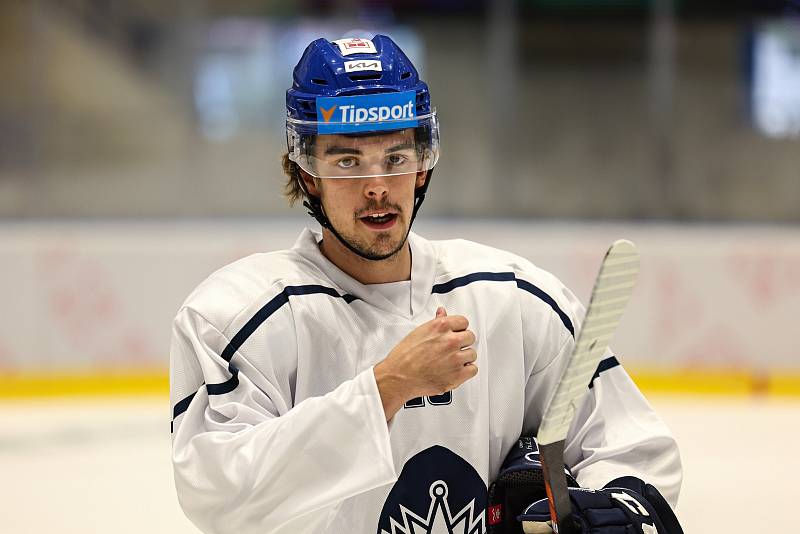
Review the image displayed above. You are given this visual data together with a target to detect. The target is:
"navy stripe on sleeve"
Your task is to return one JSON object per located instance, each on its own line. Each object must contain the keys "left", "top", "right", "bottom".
{"left": 206, "top": 364, "right": 240, "bottom": 396}
{"left": 588, "top": 356, "right": 620, "bottom": 389}
{"left": 171, "top": 285, "right": 358, "bottom": 427}
{"left": 172, "top": 389, "right": 199, "bottom": 421}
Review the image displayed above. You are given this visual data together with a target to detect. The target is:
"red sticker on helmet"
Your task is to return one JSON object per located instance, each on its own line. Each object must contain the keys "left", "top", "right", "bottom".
{"left": 333, "top": 37, "right": 377, "bottom": 56}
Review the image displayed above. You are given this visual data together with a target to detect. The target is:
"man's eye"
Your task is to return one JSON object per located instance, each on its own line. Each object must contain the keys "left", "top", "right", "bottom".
{"left": 387, "top": 154, "right": 407, "bottom": 166}
{"left": 336, "top": 157, "right": 358, "bottom": 169}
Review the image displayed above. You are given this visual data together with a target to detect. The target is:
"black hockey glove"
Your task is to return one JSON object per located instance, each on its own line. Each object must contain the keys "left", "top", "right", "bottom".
{"left": 519, "top": 475, "right": 684, "bottom": 534}
{"left": 487, "top": 436, "right": 578, "bottom": 533}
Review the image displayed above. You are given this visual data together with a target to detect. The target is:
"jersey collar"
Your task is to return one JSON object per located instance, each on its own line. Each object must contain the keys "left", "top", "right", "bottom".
{"left": 292, "top": 228, "right": 436, "bottom": 318}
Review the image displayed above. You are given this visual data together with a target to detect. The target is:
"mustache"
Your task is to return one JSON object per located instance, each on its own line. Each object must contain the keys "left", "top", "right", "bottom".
{"left": 354, "top": 201, "right": 402, "bottom": 217}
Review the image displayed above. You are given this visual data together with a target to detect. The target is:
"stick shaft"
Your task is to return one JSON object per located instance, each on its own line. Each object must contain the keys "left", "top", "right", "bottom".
{"left": 539, "top": 441, "right": 579, "bottom": 534}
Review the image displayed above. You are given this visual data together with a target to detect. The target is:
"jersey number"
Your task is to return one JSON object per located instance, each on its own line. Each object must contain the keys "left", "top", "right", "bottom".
{"left": 404, "top": 391, "right": 452, "bottom": 408}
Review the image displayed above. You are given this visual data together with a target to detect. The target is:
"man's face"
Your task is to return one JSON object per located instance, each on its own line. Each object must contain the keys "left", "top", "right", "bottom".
{"left": 306, "top": 129, "right": 426, "bottom": 261}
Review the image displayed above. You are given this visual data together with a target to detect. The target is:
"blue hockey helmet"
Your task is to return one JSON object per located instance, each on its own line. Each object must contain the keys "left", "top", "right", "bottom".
{"left": 286, "top": 34, "right": 432, "bottom": 124}
{"left": 285, "top": 35, "right": 438, "bottom": 239}
{"left": 286, "top": 35, "right": 439, "bottom": 180}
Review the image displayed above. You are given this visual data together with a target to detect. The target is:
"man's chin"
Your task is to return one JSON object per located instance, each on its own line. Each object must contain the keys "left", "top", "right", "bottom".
{"left": 359, "top": 240, "right": 406, "bottom": 261}
{"left": 356, "top": 230, "right": 408, "bottom": 261}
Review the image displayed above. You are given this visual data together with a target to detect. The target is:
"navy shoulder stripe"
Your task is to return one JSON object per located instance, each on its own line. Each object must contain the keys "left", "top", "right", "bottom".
{"left": 514, "top": 278, "right": 575, "bottom": 337}
{"left": 220, "top": 284, "right": 358, "bottom": 362}
{"left": 588, "top": 356, "right": 620, "bottom": 389}
{"left": 432, "top": 271, "right": 574, "bottom": 338}
{"left": 171, "top": 284, "right": 357, "bottom": 429}
{"left": 432, "top": 271, "right": 516, "bottom": 294}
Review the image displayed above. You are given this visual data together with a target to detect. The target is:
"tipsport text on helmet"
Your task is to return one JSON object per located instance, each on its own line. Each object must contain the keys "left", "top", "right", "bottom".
{"left": 319, "top": 98, "right": 416, "bottom": 126}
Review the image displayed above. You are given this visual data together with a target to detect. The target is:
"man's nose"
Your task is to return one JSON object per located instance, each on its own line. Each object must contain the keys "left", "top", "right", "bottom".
{"left": 363, "top": 175, "right": 389, "bottom": 200}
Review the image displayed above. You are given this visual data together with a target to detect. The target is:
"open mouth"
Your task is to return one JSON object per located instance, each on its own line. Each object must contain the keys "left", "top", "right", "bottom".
{"left": 359, "top": 212, "right": 398, "bottom": 230}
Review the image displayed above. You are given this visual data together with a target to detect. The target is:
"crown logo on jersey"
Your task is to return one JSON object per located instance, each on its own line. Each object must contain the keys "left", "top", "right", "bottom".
{"left": 380, "top": 480, "right": 485, "bottom": 534}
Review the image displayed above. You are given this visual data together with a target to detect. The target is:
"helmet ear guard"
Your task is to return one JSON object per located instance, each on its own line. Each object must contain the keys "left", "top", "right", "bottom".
{"left": 286, "top": 127, "right": 302, "bottom": 166}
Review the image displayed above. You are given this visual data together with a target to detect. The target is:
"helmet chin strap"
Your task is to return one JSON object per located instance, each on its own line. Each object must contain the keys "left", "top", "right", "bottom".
{"left": 299, "top": 170, "right": 433, "bottom": 262}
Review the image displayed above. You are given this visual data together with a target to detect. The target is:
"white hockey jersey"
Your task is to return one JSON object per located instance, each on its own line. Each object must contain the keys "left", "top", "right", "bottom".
{"left": 170, "top": 228, "right": 682, "bottom": 534}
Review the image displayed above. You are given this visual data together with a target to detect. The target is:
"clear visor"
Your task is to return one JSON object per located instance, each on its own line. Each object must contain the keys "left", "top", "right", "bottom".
{"left": 287, "top": 111, "right": 439, "bottom": 179}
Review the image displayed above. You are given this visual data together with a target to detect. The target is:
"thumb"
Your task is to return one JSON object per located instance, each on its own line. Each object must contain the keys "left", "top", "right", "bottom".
{"left": 435, "top": 306, "right": 447, "bottom": 318}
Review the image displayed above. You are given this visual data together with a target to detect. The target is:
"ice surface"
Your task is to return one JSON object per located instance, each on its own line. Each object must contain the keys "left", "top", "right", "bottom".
{"left": 0, "top": 395, "right": 796, "bottom": 533}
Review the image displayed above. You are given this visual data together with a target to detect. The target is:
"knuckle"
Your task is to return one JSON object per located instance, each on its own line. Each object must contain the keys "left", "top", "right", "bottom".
{"left": 446, "top": 334, "right": 462, "bottom": 351}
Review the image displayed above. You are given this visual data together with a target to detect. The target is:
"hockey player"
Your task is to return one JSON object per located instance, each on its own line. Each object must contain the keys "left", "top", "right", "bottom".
{"left": 170, "top": 35, "right": 683, "bottom": 534}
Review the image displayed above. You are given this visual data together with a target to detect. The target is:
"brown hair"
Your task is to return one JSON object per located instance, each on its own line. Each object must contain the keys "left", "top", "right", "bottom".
{"left": 281, "top": 152, "right": 305, "bottom": 206}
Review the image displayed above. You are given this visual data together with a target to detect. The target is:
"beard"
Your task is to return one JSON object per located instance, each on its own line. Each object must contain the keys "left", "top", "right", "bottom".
{"left": 340, "top": 229, "right": 409, "bottom": 261}
{"left": 324, "top": 199, "right": 409, "bottom": 261}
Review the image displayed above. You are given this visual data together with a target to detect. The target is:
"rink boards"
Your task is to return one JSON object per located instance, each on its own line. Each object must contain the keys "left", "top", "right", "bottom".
{"left": 0, "top": 218, "right": 798, "bottom": 397}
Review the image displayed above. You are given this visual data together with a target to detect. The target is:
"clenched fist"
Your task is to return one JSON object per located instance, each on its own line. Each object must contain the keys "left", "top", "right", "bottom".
{"left": 374, "top": 307, "right": 478, "bottom": 421}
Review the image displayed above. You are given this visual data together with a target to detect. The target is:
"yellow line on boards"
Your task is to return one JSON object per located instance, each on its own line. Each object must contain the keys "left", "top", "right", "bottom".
{"left": 0, "top": 370, "right": 799, "bottom": 399}
{"left": 629, "top": 369, "right": 800, "bottom": 398}
{"left": 759, "top": 374, "right": 800, "bottom": 397}
{"left": 0, "top": 372, "right": 168, "bottom": 399}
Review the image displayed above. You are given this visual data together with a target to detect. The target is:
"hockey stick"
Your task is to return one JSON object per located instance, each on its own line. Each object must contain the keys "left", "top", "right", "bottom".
{"left": 530, "top": 240, "right": 640, "bottom": 534}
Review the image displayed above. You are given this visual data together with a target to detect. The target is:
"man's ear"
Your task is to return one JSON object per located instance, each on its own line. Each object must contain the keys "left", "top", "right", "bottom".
{"left": 415, "top": 170, "right": 428, "bottom": 189}
{"left": 299, "top": 169, "right": 321, "bottom": 197}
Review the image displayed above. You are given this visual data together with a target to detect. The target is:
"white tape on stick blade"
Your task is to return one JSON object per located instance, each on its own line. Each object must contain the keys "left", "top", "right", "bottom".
{"left": 538, "top": 239, "right": 640, "bottom": 446}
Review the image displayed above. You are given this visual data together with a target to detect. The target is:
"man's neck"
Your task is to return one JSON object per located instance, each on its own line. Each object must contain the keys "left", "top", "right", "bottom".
{"left": 318, "top": 229, "right": 412, "bottom": 285}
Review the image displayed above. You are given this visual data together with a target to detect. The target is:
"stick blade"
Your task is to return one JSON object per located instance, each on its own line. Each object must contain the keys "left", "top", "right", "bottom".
{"left": 537, "top": 239, "right": 639, "bottom": 446}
